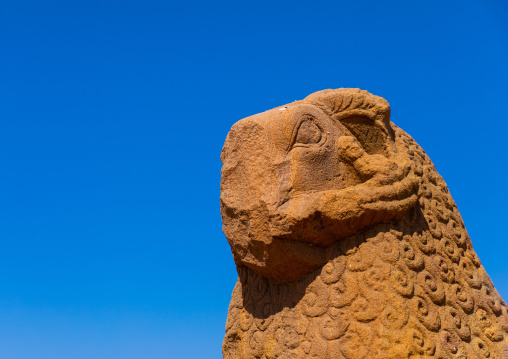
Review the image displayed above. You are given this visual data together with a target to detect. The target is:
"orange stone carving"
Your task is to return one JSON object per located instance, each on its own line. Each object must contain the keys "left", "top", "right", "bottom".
{"left": 220, "top": 88, "right": 508, "bottom": 358}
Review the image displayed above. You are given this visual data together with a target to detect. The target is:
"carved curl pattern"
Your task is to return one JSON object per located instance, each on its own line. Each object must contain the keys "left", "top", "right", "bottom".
{"left": 222, "top": 89, "right": 508, "bottom": 359}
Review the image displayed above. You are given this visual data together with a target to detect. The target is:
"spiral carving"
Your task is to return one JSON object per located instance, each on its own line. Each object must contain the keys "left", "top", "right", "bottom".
{"left": 222, "top": 89, "right": 508, "bottom": 359}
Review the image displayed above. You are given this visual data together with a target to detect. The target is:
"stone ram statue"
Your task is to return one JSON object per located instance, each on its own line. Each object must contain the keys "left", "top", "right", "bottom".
{"left": 220, "top": 88, "right": 508, "bottom": 358}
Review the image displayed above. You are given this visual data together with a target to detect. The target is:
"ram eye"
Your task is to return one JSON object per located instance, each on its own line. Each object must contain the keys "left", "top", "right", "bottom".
{"left": 294, "top": 120, "right": 321, "bottom": 145}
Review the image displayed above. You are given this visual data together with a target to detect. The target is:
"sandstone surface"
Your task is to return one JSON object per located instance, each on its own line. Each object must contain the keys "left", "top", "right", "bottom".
{"left": 220, "top": 88, "right": 508, "bottom": 358}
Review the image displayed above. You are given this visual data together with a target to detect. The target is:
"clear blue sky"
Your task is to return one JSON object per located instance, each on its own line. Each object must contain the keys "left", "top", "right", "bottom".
{"left": 0, "top": 1, "right": 507, "bottom": 358}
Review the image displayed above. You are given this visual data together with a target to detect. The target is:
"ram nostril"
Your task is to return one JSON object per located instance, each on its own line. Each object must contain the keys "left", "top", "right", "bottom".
{"left": 340, "top": 115, "right": 389, "bottom": 156}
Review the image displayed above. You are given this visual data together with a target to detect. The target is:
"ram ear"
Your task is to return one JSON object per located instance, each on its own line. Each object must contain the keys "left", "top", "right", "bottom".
{"left": 340, "top": 115, "right": 390, "bottom": 156}
{"left": 304, "top": 88, "right": 395, "bottom": 147}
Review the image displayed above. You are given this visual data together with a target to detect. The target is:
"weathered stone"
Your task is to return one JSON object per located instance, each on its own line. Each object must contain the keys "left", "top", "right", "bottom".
{"left": 220, "top": 88, "right": 508, "bottom": 358}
